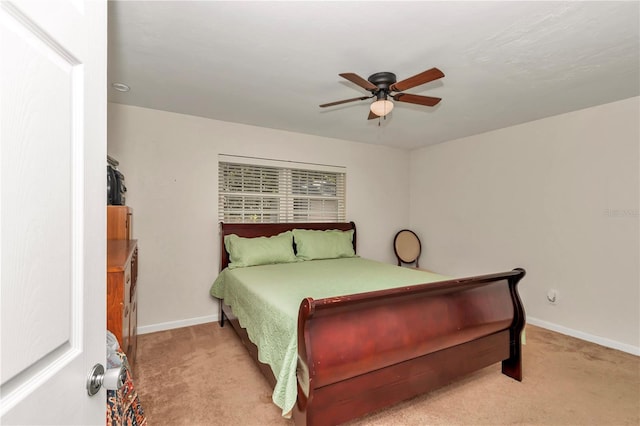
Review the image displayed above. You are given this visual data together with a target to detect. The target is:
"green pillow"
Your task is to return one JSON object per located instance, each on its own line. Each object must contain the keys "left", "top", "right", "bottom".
{"left": 293, "top": 229, "right": 356, "bottom": 261}
{"left": 224, "top": 231, "right": 297, "bottom": 269}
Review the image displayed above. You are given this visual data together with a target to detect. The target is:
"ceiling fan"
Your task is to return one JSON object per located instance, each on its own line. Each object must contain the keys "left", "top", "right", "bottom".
{"left": 319, "top": 67, "right": 445, "bottom": 120}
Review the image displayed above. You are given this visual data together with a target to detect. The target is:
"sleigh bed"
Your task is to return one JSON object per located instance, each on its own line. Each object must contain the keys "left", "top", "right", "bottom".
{"left": 210, "top": 222, "right": 526, "bottom": 425}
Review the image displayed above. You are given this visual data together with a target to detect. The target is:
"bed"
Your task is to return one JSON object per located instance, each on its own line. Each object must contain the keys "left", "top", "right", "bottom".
{"left": 210, "top": 222, "right": 526, "bottom": 425}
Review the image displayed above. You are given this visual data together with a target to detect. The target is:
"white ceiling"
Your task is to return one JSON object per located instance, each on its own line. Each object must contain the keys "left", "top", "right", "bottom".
{"left": 108, "top": 1, "right": 640, "bottom": 150}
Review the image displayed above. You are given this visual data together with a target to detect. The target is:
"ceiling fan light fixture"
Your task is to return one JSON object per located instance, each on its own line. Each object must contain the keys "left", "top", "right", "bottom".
{"left": 370, "top": 99, "right": 394, "bottom": 117}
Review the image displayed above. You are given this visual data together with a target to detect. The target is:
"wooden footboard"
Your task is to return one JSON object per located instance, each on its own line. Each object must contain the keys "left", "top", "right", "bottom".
{"left": 293, "top": 268, "right": 526, "bottom": 426}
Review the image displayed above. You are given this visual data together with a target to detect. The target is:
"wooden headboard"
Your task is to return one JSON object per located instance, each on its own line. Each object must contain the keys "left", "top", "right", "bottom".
{"left": 218, "top": 222, "right": 357, "bottom": 271}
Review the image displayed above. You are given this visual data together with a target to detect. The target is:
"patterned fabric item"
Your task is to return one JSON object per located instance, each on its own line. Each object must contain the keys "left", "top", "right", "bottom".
{"left": 106, "top": 351, "right": 147, "bottom": 426}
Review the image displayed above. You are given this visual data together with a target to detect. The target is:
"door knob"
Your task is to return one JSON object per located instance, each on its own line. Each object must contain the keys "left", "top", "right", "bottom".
{"left": 86, "top": 363, "right": 127, "bottom": 396}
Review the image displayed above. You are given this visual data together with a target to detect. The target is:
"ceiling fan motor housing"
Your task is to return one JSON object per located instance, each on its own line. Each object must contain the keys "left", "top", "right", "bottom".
{"left": 368, "top": 72, "right": 396, "bottom": 90}
{"left": 368, "top": 72, "right": 396, "bottom": 100}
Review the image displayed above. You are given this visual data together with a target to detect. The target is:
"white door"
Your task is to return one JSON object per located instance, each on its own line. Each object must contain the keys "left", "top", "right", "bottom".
{"left": 0, "top": 0, "right": 106, "bottom": 424}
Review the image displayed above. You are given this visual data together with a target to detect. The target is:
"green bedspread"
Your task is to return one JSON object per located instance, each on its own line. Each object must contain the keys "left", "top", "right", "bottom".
{"left": 210, "top": 257, "right": 449, "bottom": 417}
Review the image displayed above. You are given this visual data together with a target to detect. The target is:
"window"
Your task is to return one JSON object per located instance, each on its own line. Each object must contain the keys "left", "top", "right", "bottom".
{"left": 218, "top": 155, "right": 346, "bottom": 223}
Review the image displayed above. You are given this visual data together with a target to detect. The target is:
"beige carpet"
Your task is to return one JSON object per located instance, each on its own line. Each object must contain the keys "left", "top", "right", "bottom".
{"left": 132, "top": 324, "right": 639, "bottom": 425}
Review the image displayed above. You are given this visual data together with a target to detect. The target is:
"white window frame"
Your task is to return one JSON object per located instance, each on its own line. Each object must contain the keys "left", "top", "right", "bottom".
{"left": 218, "top": 154, "right": 346, "bottom": 223}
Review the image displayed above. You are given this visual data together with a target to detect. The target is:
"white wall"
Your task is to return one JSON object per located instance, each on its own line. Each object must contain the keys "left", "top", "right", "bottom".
{"left": 409, "top": 97, "right": 640, "bottom": 354}
{"left": 107, "top": 103, "right": 411, "bottom": 331}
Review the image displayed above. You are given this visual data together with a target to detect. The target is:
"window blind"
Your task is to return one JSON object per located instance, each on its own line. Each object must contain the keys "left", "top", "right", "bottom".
{"left": 218, "top": 158, "right": 346, "bottom": 223}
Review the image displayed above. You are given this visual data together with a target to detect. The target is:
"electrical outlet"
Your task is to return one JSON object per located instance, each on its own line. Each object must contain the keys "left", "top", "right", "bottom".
{"left": 546, "top": 289, "right": 559, "bottom": 305}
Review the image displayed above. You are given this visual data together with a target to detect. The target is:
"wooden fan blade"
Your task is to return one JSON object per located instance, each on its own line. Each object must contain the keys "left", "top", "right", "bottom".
{"left": 368, "top": 110, "right": 378, "bottom": 120}
{"left": 390, "top": 67, "right": 444, "bottom": 92}
{"left": 319, "top": 96, "right": 372, "bottom": 108}
{"left": 393, "top": 93, "right": 442, "bottom": 107}
{"left": 339, "top": 73, "right": 378, "bottom": 91}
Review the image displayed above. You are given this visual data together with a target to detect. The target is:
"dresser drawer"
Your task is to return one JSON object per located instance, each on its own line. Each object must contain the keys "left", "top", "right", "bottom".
{"left": 107, "top": 239, "right": 138, "bottom": 370}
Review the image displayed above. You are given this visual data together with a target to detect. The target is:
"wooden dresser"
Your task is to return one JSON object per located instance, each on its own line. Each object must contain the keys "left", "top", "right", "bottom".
{"left": 107, "top": 206, "right": 138, "bottom": 369}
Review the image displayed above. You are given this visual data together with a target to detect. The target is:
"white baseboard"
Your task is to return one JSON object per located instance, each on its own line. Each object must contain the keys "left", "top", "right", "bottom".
{"left": 527, "top": 316, "right": 639, "bottom": 356}
{"left": 137, "top": 314, "right": 219, "bottom": 335}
